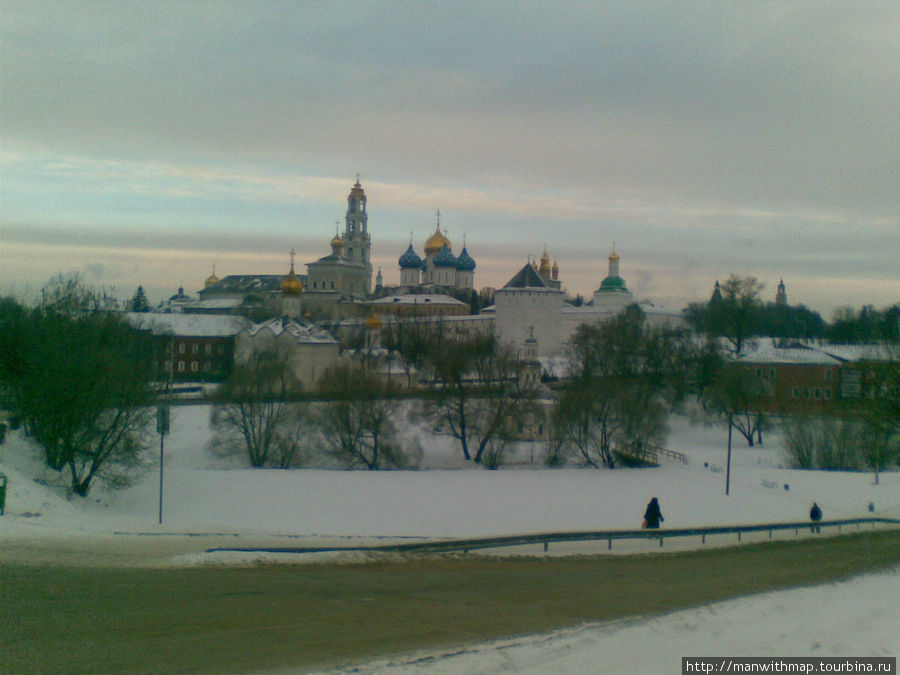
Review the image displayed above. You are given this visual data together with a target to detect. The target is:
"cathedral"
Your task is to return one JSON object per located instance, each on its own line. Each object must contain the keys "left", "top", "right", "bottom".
{"left": 396, "top": 211, "right": 477, "bottom": 292}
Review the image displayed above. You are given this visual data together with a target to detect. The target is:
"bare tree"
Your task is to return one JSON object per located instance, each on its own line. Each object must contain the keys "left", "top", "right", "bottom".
{"left": 781, "top": 414, "right": 865, "bottom": 470}
{"left": 699, "top": 359, "right": 770, "bottom": 494}
{"left": 381, "top": 317, "right": 436, "bottom": 389}
{"left": 553, "top": 308, "right": 689, "bottom": 468}
{"left": 210, "top": 345, "right": 308, "bottom": 468}
{"left": 317, "top": 364, "right": 414, "bottom": 470}
{"left": 422, "top": 332, "right": 537, "bottom": 466}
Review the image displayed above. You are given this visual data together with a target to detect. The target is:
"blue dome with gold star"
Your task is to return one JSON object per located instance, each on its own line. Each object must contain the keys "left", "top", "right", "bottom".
{"left": 433, "top": 244, "right": 457, "bottom": 267}
{"left": 398, "top": 244, "right": 423, "bottom": 269}
{"left": 455, "top": 246, "right": 476, "bottom": 271}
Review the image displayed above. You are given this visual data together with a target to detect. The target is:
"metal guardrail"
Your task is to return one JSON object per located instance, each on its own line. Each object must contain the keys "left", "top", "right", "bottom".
{"left": 206, "top": 517, "right": 899, "bottom": 556}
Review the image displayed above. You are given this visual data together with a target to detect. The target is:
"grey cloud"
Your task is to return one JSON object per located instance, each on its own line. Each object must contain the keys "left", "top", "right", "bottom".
{"left": 1, "top": 1, "right": 897, "bottom": 312}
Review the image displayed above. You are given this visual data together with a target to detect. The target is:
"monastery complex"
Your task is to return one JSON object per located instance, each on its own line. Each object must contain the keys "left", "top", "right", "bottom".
{"left": 178, "top": 178, "right": 683, "bottom": 358}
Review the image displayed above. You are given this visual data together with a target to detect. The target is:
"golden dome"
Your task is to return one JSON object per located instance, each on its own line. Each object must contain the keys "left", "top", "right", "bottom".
{"left": 539, "top": 248, "right": 551, "bottom": 276}
{"left": 609, "top": 243, "right": 619, "bottom": 262}
{"left": 281, "top": 263, "right": 303, "bottom": 295}
{"left": 331, "top": 234, "right": 345, "bottom": 250}
{"left": 204, "top": 266, "right": 220, "bottom": 287}
{"left": 424, "top": 224, "right": 451, "bottom": 256}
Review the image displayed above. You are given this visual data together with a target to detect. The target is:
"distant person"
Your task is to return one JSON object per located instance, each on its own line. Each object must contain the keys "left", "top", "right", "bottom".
{"left": 810, "top": 502, "right": 822, "bottom": 533}
{"left": 643, "top": 497, "right": 664, "bottom": 529}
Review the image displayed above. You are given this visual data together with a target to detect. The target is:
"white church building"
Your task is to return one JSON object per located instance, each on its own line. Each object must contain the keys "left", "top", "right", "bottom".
{"left": 493, "top": 248, "right": 686, "bottom": 357}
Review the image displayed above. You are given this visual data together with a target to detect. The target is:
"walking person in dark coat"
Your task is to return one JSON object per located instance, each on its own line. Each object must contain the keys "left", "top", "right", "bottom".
{"left": 643, "top": 497, "right": 664, "bottom": 529}
{"left": 810, "top": 502, "right": 822, "bottom": 533}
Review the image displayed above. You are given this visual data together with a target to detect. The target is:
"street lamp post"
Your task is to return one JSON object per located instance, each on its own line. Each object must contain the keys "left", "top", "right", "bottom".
{"left": 156, "top": 405, "right": 170, "bottom": 524}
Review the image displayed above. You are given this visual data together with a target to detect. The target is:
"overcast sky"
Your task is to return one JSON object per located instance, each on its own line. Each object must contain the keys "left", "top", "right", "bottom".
{"left": 2, "top": 1, "right": 898, "bottom": 316}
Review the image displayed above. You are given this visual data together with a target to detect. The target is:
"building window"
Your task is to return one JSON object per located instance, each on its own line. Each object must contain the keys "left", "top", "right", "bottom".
{"left": 825, "top": 370, "right": 832, "bottom": 381}
{"left": 803, "top": 387, "right": 810, "bottom": 398}
{"left": 814, "top": 388, "right": 821, "bottom": 399}
{"left": 191, "top": 361, "right": 199, "bottom": 372}
{"left": 205, "top": 344, "right": 212, "bottom": 354}
{"left": 178, "top": 343, "right": 185, "bottom": 354}
{"left": 177, "top": 361, "right": 185, "bottom": 372}
{"left": 824, "top": 388, "right": 832, "bottom": 399}
{"left": 192, "top": 344, "right": 198, "bottom": 354}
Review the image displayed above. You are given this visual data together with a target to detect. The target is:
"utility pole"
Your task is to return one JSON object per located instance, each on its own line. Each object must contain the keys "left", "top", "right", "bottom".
{"left": 725, "top": 412, "right": 733, "bottom": 496}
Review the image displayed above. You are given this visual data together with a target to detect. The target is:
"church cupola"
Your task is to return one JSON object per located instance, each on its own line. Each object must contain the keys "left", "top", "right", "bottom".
{"left": 347, "top": 177, "right": 367, "bottom": 225}
{"left": 593, "top": 244, "right": 634, "bottom": 310}
{"left": 281, "top": 249, "right": 303, "bottom": 295}
{"left": 455, "top": 246, "right": 476, "bottom": 272}
{"left": 433, "top": 243, "right": 457, "bottom": 267}
{"left": 280, "top": 249, "right": 303, "bottom": 318}
{"left": 424, "top": 210, "right": 451, "bottom": 256}
{"left": 710, "top": 280, "right": 723, "bottom": 305}
{"left": 776, "top": 278, "right": 787, "bottom": 306}
{"left": 399, "top": 240, "right": 424, "bottom": 288}
{"left": 331, "top": 232, "right": 345, "bottom": 255}
{"left": 596, "top": 245, "right": 628, "bottom": 294}
{"left": 538, "top": 246, "right": 551, "bottom": 278}
{"left": 204, "top": 265, "right": 220, "bottom": 288}
{"left": 398, "top": 242, "right": 424, "bottom": 269}
{"left": 607, "top": 246, "right": 620, "bottom": 278}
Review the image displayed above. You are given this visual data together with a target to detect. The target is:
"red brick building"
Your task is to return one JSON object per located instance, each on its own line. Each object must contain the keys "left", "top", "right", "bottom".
{"left": 736, "top": 340, "right": 884, "bottom": 413}
{"left": 126, "top": 313, "right": 250, "bottom": 382}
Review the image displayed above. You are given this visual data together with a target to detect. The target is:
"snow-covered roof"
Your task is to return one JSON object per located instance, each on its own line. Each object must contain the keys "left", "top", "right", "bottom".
{"left": 188, "top": 297, "right": 245, "bottom": 310}
{"left": 125, "top": 312, "right": 250, "bottom": 337}
{"left": 364, "top": 294, "right": 468, "bottom": 307}
{"left": 244, "top": 317, "right": 338, "bottom": 345}
{"left": 201, "top": 274, "right": 290, "bottom": 295}
{"left": 815, "top": 343, "right": 897, "bottom": 363}
{"left": 737, "top": 342, "right": 842, "bottom": 365}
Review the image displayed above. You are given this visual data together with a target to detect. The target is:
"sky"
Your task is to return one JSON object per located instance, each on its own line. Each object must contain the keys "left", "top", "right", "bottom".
{"left": 1, "top": 1, "right": 898, "bottom": 317}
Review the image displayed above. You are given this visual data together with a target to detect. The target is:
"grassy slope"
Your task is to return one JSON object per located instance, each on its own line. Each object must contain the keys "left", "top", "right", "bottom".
{"left": 3, "top": 531, "right": 898, "bottom": 674}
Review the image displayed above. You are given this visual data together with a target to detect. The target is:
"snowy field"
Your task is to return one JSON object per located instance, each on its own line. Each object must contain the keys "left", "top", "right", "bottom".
{"left": 1, "top": 404, "right": 898, "bottom": 671}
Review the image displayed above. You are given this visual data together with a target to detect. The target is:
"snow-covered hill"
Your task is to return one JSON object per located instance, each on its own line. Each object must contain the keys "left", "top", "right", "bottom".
{"left": 1, "top": 405, "right": 897, "bottom": 671}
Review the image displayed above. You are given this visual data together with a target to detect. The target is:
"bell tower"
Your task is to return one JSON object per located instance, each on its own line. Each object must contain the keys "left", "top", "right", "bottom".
{"left": 344, "top": 176, "right": 371, "bottom": 264}
{"left": 343, "top": 175, "right": 372, "bottom": 292}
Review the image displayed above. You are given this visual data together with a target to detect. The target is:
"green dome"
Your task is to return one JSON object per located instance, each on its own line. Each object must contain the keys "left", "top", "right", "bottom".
{"left": 597, "top": 275, "right": 628, "bottom": 292}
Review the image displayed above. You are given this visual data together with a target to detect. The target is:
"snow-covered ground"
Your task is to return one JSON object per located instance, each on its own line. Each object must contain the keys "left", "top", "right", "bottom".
{"left": 333, "top": 570, "right": 898, "bottom": 674}
{"left": 1, "top": 404, "right": 897, "bottom": 670}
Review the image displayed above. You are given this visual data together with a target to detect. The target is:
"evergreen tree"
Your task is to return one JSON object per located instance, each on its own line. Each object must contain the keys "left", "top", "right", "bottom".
{"left": 131, "top": 285, "right": 150, "bottom": 312}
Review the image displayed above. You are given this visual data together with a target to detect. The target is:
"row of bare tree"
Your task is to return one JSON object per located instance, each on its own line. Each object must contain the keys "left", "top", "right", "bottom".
{"left": 210, "top": 307, "right": 706, "bottom": 471}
